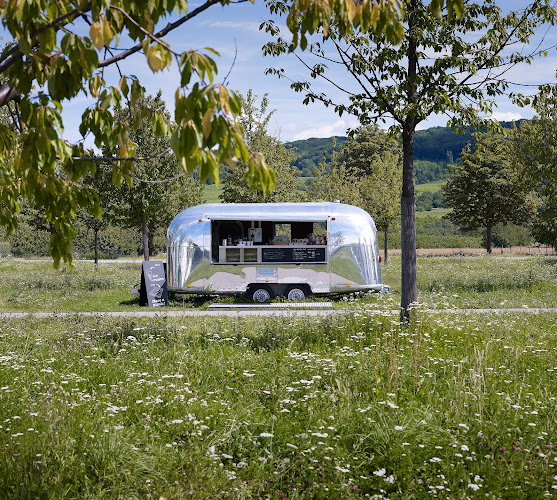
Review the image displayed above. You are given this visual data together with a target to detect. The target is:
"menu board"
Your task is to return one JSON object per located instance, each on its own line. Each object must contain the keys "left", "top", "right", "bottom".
{"left": 140, "top": 261, "right": 168, "bottom": 307}
{"left": 262, "top": 247, "right": 326, "bottom": 263}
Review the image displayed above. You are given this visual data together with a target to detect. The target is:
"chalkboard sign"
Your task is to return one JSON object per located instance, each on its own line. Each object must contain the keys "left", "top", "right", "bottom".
{"left": 262, "top": 247, "right": 326, "bottom": 263}
{"left": 139, "top": 261, "right": 168, "bottom": 307}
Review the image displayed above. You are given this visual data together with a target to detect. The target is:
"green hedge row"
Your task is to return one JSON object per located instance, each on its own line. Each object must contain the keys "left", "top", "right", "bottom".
{"left": 6, "top": 221, "right": 167, "bottom": 259}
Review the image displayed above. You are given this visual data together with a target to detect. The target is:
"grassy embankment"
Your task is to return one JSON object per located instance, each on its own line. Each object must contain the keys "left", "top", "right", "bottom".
{"left": 0, "top": 256, "right": 556, "bottom": 497}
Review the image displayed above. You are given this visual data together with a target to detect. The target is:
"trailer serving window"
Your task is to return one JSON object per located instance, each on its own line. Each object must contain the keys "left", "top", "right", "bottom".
{"left": 210, "top": 220, "right": 327, "bottom": 264}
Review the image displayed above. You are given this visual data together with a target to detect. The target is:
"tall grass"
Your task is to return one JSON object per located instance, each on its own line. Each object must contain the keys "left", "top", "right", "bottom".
{"left": 0, "top": 256, "right": 556, "bottom": 312}
{"left": 1, "top": 311, "right": 557, "bottom": 497}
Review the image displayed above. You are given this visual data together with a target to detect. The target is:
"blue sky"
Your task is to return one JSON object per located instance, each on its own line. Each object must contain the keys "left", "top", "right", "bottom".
{"left": 6, "top": 1, "right": 557, "bottom": 143}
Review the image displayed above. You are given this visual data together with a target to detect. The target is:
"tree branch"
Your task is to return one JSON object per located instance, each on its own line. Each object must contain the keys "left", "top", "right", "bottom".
{"left": 98, "top": 0, "right": 222, "bottom": 68}
{"left": 0, "top": 3, "right": 92, "bottom": 71}
{"left": 108, "top": 5, "right": 179, "bottom": 56}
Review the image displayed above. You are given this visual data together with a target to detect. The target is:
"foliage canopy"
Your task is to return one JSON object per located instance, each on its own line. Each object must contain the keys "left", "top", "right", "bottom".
{"left": 515, "top": 85, "right": 557, "bottom": 248}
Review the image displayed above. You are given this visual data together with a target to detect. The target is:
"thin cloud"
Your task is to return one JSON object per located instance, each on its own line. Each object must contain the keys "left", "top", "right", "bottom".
{"left": 489, "top": 111, "right": 523, "bottom": 122}
{"left": 201, "top": 20, "right": 263, "bottom": 34}
{"left": 292, "top": 119, "right": 357, "bottom": 141}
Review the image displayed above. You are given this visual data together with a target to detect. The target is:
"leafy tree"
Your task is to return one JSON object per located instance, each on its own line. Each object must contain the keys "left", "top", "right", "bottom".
{"left": 305, "top": 128, "right": 401, "bottom": 265}
{"left": 106, "top": 92, "right": 204, "bottom": 260}
{"left": 414, "top": 160, "right": 450, "bottom": 184}
{"left": 79, "top": 160, "right": 118, "bottom": 267}
{"left": 220, "top": 91, "right": 299, "bottom": 203}
{"left": 341, "top": 125, "right": 402, "bottom": 264}
{"left": 490, "top": 223, "right": 533, "bottom": 248}
{"left": 515, "top": 85, "right": 557, "bottom": 248}
{"left": 415, "top": 191, "right": 434, "bottom": 212}
{"left": 0, "top": 0, "right": 284, "bottom": 267}
{"left": 305, "top": 150, "right": 362, "bottom": 206}
{"left": 264, "top": 1, "right": 556, "bottom": 317}
{"left": 443, "top": 132, "right": 536, "bottom": 253}
{"left": 416, "top": 190, "right": 446, "bottom": 211}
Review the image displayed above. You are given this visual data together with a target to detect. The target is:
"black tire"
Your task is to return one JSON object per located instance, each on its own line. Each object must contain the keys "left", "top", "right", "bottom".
{"left": 285, "top": 285, "right": 310, "bottom": 301}
{"left": 249, "top": 285, "right": 275, "bottom": 303}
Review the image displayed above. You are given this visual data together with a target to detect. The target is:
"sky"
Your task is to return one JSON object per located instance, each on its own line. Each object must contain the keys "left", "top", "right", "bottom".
{"left": 6, "top": 1, "right": 557, "bottom": 143}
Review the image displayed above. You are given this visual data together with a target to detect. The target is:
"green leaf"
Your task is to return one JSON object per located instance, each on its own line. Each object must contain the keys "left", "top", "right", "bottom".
{"left": 89, "top": 22, "right": 103, "bottom": 50}
{"left": 119, "top": 75, "right": 129, "bottom": 97}
{"left": 100, "top": 17, "right": 114, "bottom": 47}
{"left": 147, "top": 46, "right": 164, "bottom": 72}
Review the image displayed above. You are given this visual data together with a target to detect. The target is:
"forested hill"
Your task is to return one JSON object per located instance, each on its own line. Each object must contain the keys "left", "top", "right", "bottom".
{"left": 285, "top": 121, "right": 521, "bottom": 179}
{"left": 285, "top": 136, "right": 349, "bottom": 176}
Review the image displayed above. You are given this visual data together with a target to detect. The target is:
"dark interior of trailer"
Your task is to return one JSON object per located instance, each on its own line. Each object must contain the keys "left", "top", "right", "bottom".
{"left": 210, "top": 220, "right": 327, "bottom": 263}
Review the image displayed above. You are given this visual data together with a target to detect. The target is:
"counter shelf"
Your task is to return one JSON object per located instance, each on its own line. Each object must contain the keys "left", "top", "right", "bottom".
{"left": 216, "top": 245, "right": 328, "bottom": 264}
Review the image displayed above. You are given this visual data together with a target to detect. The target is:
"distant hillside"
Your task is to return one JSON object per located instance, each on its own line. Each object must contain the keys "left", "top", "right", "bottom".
{"left": 285, "top": 136, "right": 348, "bottom": 176}
{"left": 414, "top": 126, "right": 472, "bottom": 163}
{"left": 285, "top": 121, "right": 522, "bottom": 182}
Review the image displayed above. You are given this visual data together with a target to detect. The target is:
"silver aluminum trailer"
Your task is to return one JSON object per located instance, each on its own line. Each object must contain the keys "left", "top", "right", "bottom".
{"left": 166, "top": 202, "right": 390, "bottom": 301}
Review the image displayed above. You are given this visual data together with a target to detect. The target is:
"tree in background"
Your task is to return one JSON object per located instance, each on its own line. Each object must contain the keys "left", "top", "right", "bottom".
{"left": 415, "top": 190, "right": 446, "bottom": 211}
{"left": 264, "top": 1, "right": 556, "bottom": 318}
{"left": 342, "top": 126, "right": 402, "bottom": 265}
{"left": 107, "top": 92, "right": 204, "bottom": 260}
{"left": 491, "top": 223, "right": 533, "bottom": 249}
{"left": 220, "top": 91, "right": 299, "bottom": 203}
{"left": 305, "top": 146, "right": 362, "bottom": 206}
{"left": 515, "top": 85, "right": 557, "bottom": 248}
{"left": 443, "top": 132, "right": 536, "bottom": 253}
{"left": 79, "top": 161, "right": 118, "bottom": 267}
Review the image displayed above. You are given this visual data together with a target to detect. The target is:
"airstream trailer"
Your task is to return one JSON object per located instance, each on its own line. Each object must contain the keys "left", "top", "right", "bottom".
{"left": 166, "top": 202, "right": 390, "bottom": 301}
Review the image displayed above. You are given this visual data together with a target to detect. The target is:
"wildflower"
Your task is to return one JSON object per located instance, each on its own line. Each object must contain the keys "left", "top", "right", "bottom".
{"left": 394, "top": 426, "right": 404, "bottom": 431}
{"left": 374, "top": 468, "right": 386, "bottom": 477}
{"left": 259, "top": 432, "right": 274, "bottom": 438}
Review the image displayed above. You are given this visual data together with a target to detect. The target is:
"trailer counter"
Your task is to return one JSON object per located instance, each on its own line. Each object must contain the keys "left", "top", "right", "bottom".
{"left": 217, "top": 245, "right": 328, "bottom": 264}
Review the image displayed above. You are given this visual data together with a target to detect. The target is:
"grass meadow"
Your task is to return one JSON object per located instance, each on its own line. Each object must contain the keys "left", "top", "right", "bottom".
{"left": 0, "top": 256, "right": 557, "bottom": 498}
{"left": 0, "top": 256, "right": 556, "bottom": 312}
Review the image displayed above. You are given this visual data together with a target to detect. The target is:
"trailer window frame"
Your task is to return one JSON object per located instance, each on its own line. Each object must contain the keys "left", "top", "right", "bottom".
{"left": 209, "top": 218, "right": 328, "bottom": 265}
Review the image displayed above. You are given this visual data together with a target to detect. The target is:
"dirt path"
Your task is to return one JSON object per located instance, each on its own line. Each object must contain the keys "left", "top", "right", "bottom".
{"left": 1, "top": 307, "right": 556, "bottom": 319}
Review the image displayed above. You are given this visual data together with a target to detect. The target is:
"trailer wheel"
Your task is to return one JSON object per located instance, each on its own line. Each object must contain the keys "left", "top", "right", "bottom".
{"left": 286, "top": 285, "right": 309, "bottom": 301}
{"left": 249, "top": 285, "right": 275, "bottom": 303}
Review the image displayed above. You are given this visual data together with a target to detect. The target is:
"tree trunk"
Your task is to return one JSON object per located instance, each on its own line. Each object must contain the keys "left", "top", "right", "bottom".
{"left": 148, "top": 220, "right": 155, "bottom": 257}
{"left": 384, "top": 227, "right": 388, "bottom": 266}
{"left": 94, "top": 226, "right": 99, "bottom": 268}
{"left": 141, "top": 212, "right": 149, "bottom": 261}
{"left": 400, "top": 121, "right": 418, "bottom": 320}
{"left": 486, "top": 223, "right": 492, "bottom": 254}
{"left": 400, "top": 3, "right": 419, "bottom": 322}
